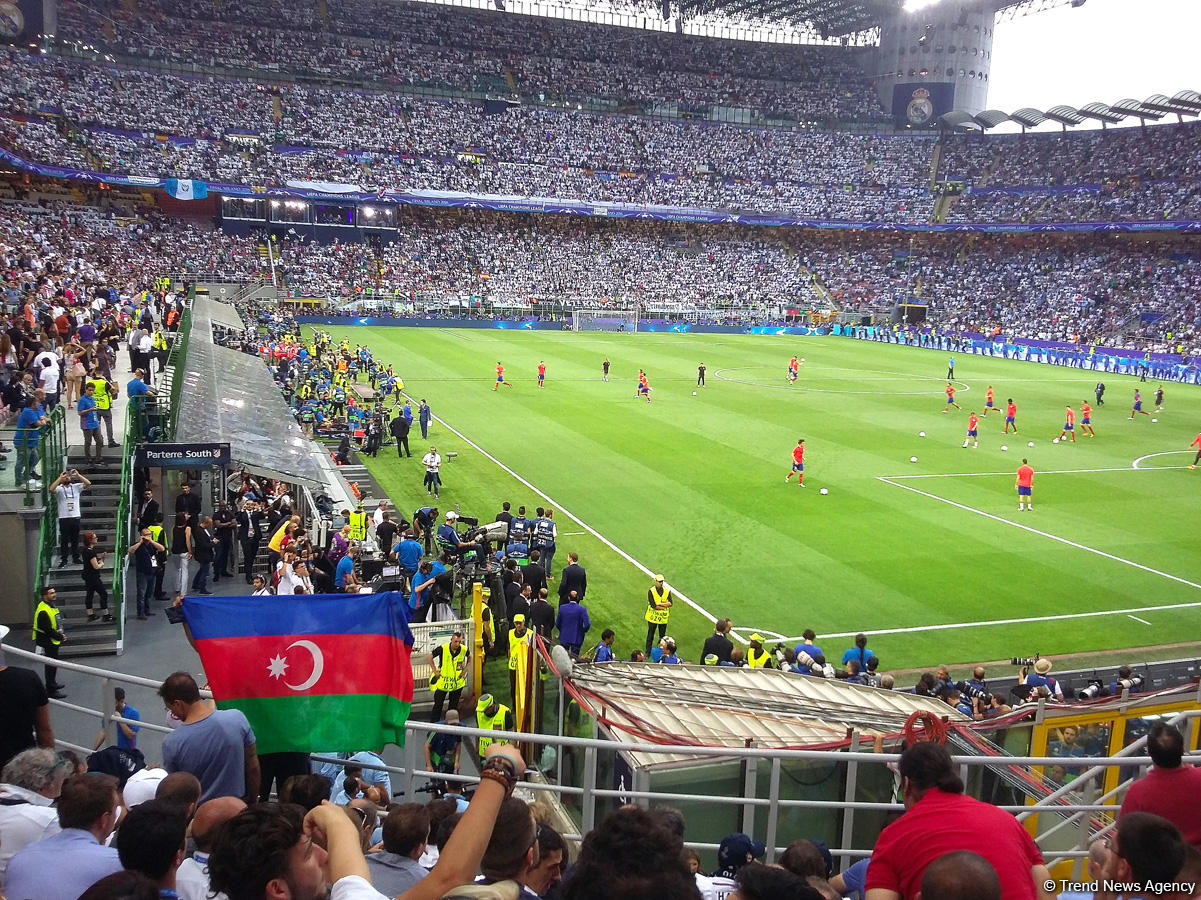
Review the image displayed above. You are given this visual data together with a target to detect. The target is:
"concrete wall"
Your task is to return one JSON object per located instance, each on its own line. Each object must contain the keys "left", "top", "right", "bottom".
{"left": 0, "top": 495, "right": 47, "bottom": 626}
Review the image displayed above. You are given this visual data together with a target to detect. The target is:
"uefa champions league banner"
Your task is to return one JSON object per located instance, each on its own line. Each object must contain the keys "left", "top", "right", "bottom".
{"left": 3, "top": 147, "right": 1201, "bottom": 234}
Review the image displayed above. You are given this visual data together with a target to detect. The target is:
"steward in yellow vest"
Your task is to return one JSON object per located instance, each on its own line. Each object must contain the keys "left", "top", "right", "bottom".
{"left": 427, "top": 630, "right": 469, "bottom": 723}
{"left": 746, "top": 634, "right": 776, "bottom": 669}
{"left": 348, "top": 508, "right": 367, "bottom": 542}
{"left": 644, "top": 574, "right": 672, "bottom": 656}
{"left": 475, "top": 693, "right": 512, "bottom": 760}
{"left": 32, "top": 586, "right": 66, "bottom": 696}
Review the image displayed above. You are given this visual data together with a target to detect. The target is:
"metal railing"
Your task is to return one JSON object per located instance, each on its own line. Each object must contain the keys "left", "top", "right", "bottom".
{"left": 6, "top": 638, "right": 1198, "bottom": 877}
{"left": 109, "top": 403, "right": 137, "bottom": 646}
{"left": 163, "top": 289, "right": 195, "bottom": 441}
{"left": 27, "top": 406, "right": 68, "bottom": 615}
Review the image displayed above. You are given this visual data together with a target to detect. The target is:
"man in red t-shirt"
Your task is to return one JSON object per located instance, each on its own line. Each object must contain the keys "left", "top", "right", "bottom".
{"left": 1190, "top": 433, "right": 1201, "bottom": 470}
{"left": 1004, "top": 399, "right": 1018, "bottom": 434}
{"left": 1119, "top": 722, "right": 1201, "bottom": 849}
{"left": 962, "top": 412, "right": 979, "bottom": 449}
{"left": 493, "top": 362, "right": 511, "bottom": 391}
{"left": 942, "top": 383, "right": 960, "bottom": 412}
{"left": 864, "top": 743, "right": 1051, "bottom": 900}
{"left": 1057, "top": 405, "right": 1076, "bottom": 443}
{"left": 1016, "top": 460, "right": 1034, "bottom": 511}
{"left": 784, "top": 439, "right": 805, "bottom": 487}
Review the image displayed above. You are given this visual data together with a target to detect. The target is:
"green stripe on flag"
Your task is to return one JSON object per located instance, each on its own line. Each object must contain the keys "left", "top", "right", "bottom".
{"left": 220, "top": 694, "right": 411, "bottom": 755}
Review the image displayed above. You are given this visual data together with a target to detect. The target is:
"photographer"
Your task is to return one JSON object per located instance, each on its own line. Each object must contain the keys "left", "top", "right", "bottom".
{"left": 435, "top": 511, "right": 481, "bottom": 560}
{"left": 50, "top": 469, "right": 90, "bottom": 567}
{"left": 127, "top": 527, "right": 165, "bottom": 620}
{"left": 1109, "top": 665, "right": 1144, "bottom": 697}
{"left": 1022, "top": 657, "right": 1064, "bottom": 700}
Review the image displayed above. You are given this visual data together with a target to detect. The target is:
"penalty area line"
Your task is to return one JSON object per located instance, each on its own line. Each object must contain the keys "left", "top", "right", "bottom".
{"left": 404, "top": 392, "right": 718, "bottom": 627}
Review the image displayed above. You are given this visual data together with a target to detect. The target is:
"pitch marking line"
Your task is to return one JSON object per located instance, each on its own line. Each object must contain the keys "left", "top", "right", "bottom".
{"left": 403, "top": 392, "right": 718, "bottom": 627}
{"left": 1128, "top": 615, "right": 1153, "bottom": 626}
{"left": 871, "top": 472, "right": 1201, "bottom": 637}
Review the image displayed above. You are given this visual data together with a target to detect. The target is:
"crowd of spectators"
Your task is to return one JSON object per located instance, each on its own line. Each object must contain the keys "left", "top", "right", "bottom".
{"left": 2, "top": 40, "right": 1201, "bottom": 223}
{"left": 57, "top": 0, "right": 885, "bottom": 121}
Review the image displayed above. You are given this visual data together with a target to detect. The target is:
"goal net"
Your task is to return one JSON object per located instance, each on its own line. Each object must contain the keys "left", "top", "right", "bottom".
{"left": 571, "top": 307, "right": 639, "bottom": 332}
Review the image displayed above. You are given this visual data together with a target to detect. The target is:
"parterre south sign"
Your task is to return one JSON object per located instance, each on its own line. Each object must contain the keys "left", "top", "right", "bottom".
{"left": 134, "top": 443, "right": 231, "bottom": 469}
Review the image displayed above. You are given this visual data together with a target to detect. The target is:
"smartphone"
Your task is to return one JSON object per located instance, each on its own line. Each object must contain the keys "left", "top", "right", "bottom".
{"left": 165, "top": 606, "right": 186, "bottom": 625}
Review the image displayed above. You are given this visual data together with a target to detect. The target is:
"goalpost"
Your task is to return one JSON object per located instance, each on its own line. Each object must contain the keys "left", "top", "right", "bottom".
{"left": 571, "top": 306, "right": 639, "bottom": 332}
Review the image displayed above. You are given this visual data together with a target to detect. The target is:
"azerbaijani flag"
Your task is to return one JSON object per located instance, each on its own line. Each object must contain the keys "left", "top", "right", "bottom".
{"left": 183, "top": 591, "right": 413, "bottom": 754}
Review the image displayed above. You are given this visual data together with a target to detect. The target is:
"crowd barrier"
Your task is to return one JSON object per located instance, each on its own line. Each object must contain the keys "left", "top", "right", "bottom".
{"left": 4, "top": 637, "right": 1197, "bottom": 882}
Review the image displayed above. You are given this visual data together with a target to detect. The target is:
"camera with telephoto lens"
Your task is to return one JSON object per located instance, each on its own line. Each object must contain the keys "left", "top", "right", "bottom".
{"left": 772, "top": 643, "right": 788, "bottom": 667}
{"left": 797, "top": 649, "right": 835, "bottom": 679}
{"left": 1116, "top": 675, "right": 1145, "bottom": 692}
{"left": 954, "top": 681, "right": 993, "bottom": 705}
{"left": 1077, "top": 679, "right": 1107, "bottom": 701}
{"left": 1011, "top": 656, "right": 1039, "bottom": 667}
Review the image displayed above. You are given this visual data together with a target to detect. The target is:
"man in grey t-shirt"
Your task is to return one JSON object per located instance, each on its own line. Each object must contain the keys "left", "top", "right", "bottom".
{"left": 159, "top": 672, "right": 259, "bottom": 803}
{"left": 366, "top": 803, "right": 430, "bottom": 897}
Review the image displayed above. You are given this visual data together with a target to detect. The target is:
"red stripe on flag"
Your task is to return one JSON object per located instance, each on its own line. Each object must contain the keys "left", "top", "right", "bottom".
{"left": 196, "top": 633, "right": 412, "bottom": 701}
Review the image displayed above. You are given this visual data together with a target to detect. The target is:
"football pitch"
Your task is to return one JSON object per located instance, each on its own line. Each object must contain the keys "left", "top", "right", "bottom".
{"left": 321, "top": 325, "right": 1201, "bottom": 671}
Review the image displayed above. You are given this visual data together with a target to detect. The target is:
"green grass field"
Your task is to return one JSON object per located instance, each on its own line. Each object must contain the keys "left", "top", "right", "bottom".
{"left": 321, "top": 325, "right": 1201, "bottom": 672}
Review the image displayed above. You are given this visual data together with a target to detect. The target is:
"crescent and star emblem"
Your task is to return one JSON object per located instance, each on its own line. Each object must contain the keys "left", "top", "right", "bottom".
{"left": 266, "top": 640, "right": 325, "bottom": 691}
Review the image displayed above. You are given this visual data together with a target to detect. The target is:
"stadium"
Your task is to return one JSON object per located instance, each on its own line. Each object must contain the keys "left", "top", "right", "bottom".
{"left": 1, "top": 0, "right": 1200, "bottom": 896}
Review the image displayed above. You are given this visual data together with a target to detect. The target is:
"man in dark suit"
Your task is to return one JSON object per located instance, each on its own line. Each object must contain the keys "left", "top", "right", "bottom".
{"left": 557, "top": 552, "right": 587, "bottom": 603}
{"left": 137, "top": 488, "right": 160, "bottom": 530}
{"left": 701, "top": 618, "right": 734, "bottom": 665}
{"left": 523, "top": 549, "right": 548, "bottom": 599}
{"left": 495, "top": 501, "right": 513, "bottom": 542}
{"left": 389, "top": 414, "right": 411, "bottom": 458}
{"left": 236, "top": 501, "right": 263, "bottom": 584}
{"left": 174, "top": 482, "right": 202, "bottom": 525}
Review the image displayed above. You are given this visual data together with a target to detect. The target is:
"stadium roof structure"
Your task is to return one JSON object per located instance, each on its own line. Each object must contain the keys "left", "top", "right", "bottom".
{"left": 674, "top": 0, "right": 1082, "bottom": 40}
{"left": 561, "top": 660, "right": 964, "bottom": 769}
{"left": 937, "top": 89, "right": 1201, "bottom": 132}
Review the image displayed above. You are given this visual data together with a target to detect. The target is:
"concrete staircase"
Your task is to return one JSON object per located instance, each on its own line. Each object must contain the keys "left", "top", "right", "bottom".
{"left": 49, "top": 446, "right": 127, "bottom": 656}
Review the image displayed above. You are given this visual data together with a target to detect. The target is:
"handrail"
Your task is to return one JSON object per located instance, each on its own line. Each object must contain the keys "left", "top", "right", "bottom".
{"left": 10, "top": 638, "right": 1200, "bottom": 868}
{"left": 31, "top": 405, "right": 68, "bottom": 611}
{"left": 110, "top": 402, "right": 136, "bottom": 645}
{"left": 164, "top": 289, "right": 195, "bottom": 441}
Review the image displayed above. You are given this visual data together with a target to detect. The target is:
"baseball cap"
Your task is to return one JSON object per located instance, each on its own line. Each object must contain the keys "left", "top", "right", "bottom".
{"left": 445, "top": 709, "right": 460, "bottom": 724}
{"left": 718, "top": 833, "right": 766, "bottom": 868}
{"left": 513, "top": 614, "right": 526, "bottom": 623}
{"left": 749, "top": 633, "right": 764, "bottom": 643}
{"left": 654, "top": 574, "right": 665, "bottom": 582}
{"left": 446, "top": 511, "right": 458, "bottom": 520}
{"left": 478, "top": 693, "right": 495, "bottom": 709}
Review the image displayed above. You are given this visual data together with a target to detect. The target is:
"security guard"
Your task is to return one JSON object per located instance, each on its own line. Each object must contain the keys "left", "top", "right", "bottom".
{"left": 86, "top": 369, "right": 117, "bottom": 447}
{"left": 530, "top": 511, "right": 556, "bottom": 574}
{"left": 475, "top": 693, "right": 513, "bottom": 762}
{"left": 427, "top": 630, "right": 469, "bottom": 724}
{"left": 348, "top": 504, "right": 368, "bottom": 542}
{"left": 32, "top": 586, "right": 66, "bottom": 698}
{"left": 147, "top": 517, "right": 169, "bottom": 601}
{"left": 508, "top": 614, "right": 534, "bottom": 709}
{"left": 644, "top": 574, "right": 673, "bottom": 656}
{"left": 746, "top": 634, "right": 775, "bottom": 670}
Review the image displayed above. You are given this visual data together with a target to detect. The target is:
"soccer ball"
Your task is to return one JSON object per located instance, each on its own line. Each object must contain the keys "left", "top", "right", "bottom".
{"left": 692, "top": 391, "right": 697, "bottom": 396}
{"left": 1001, "top": 445, "right": 1008, "bottom": 451}
{"left": 1028, "top": 442, "right": 1034, "bottom": 447}
{"left": 1053, "top": 438, "right": 1059, "bottom": 444}
{"left": 801, "top": 358, "right": 805, "bottom": 363}
{"left": 919, "top": 431, "right": 926, "bottom": 437}
{"left": 819, "top": 488, "right": 828, "bottom": 495}
{"left": 1152, "top": 418, "right": 1158, "bottom": 422}
{"left": 910, "top": 456, "right": 918, "bottom": 462}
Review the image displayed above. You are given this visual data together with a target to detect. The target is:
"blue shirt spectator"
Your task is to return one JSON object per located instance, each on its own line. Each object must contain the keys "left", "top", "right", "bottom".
{"left": 396, "top": 537, "right": 422, "bottom": 574}
{"left": 76, "top": 393, "right": 99, "bottom": 431}
{"left": 14, "top": 405, "right": 42, "bottom": 449}
{"left": 335, "top": 554, "right": 355, "bottom": 589}
{"left": 6, "top": 828, "right": 123, "bottom": 900}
